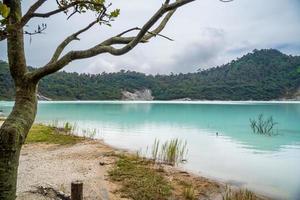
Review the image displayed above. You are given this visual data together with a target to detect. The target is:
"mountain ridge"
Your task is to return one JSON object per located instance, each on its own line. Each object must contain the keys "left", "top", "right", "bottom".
{"left": 1, "top": 49, "right": 299, "bottom": 100}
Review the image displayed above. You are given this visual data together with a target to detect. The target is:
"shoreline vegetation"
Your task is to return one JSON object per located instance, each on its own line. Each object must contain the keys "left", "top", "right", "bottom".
{"left": 12, "top": 122, "right": 269, "bottom": 200}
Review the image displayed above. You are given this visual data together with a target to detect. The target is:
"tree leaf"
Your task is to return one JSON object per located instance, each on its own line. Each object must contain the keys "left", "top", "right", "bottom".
{"left": 110, "top": 9, "right": 120, "bottom": 18}
{"left": 0, "top": 3, "right": 10, "bottom": 18}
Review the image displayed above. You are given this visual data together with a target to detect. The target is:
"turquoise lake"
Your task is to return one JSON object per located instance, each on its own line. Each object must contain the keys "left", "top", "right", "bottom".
{"left": 1, "top": 101, "right": 300, "bottom": 199}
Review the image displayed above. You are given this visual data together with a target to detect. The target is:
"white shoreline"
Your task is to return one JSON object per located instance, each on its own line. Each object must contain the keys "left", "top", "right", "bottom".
{"left": 1, "top": 100, "right": 300, "bottom": 105}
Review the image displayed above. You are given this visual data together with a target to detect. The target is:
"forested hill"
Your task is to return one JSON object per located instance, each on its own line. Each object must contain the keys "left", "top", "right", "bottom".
{"left": 1, "top": 49, "right": 300, "bottom": 100}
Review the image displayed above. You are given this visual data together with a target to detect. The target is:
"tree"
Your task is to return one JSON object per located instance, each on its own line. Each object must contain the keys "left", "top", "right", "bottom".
{"left": 0, "top": 0, "right": 231, "bottom": 199}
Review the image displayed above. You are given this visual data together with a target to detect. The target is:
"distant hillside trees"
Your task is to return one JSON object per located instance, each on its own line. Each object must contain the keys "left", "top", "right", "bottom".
{"left": 1, "top": 49, "right": 300, "bottom": 101}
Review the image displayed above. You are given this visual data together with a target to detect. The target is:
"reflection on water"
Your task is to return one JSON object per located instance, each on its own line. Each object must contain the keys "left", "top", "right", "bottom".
{"left": 1, "top": 101, "right": 300, "bottom": 199}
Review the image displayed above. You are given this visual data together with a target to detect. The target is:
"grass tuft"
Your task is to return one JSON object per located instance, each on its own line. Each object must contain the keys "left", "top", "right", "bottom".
{"left": 151, "top": 138, "right": 188, "bottom": 166}
{"left": 223, "top": 187, "right": 259, "bottom": 200}
{"left": 50, "top": 120, "right": 97, "bottom": 139}
{"left": 183, "top": 185, "right": 196, "bottom": 200}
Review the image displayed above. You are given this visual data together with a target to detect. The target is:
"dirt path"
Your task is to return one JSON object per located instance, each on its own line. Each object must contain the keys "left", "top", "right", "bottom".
{"left": 17, "top": 140, "right": 123, "bottom": 200}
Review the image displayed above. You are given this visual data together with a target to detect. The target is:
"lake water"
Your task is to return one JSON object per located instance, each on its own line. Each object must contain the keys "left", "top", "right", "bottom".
{"left": 1, "top": 101, "right": 300, "bottom": 199}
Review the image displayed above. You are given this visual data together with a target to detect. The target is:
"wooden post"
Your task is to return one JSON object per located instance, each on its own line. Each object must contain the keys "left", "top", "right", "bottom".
{"left": 71, "top": 180, "right": 83, "bottom": 200}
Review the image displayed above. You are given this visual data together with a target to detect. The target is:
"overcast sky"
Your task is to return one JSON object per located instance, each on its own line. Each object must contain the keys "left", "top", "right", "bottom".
{"left": 0, "top": 0, "right": 300, "bottom": 74}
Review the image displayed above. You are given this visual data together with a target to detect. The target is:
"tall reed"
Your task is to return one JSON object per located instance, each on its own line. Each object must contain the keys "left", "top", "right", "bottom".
{"left": 151, "top": 138, "right": 188, "bottom": 166}
{"left": 183, "top": 185, "right": 196, "bottom": 200}
{"left": 47, "top": 121, "right": 98, "bottom": 139}
{"left": 151, "top": 138, "right": 160, "bottom": 161}
{"left": 223, "top": 186, "right": 257, "bottom": 200}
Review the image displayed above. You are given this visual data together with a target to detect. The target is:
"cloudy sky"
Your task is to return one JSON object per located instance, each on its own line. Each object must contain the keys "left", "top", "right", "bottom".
{"left": 1, "top": 0, "right": 300, "bottom": 74}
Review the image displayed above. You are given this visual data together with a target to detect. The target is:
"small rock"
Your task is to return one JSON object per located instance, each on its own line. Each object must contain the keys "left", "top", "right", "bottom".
{"left": 99, "top": 161, "right": 107, "bottom": 166}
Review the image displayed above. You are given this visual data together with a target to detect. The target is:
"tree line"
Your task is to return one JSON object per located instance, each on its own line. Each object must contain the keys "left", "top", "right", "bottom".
{"left": 1, "top": 49, "right": 300, "bottom": 101}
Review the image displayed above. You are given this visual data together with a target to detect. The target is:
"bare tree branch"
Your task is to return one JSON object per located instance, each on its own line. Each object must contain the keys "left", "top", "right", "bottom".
{"left": 28, "top": 0, "right": 194, "bottom": 81}
{"left": 48, "top": 23, "right": 173, "bottom": 64}
{"left": 26, "top": 0, "right": 234, "bottom": 81}
{"left": 19, "top": 0, "right": 47, "bottom": 27}
{"left": 1, "top": 0, "right": 46, "bottom": 41}
{"left": 219, "top": 0, "right": 234, "bottom": 2}
{"left": 0, "top": 30, "right": 7, "bottom": 41}
{"left": 144, "top": 10, "right": 175, "bottom": 41}
{"left": 0, "top": 0, "right": 46, "bottom": 41}
{"left": 24, "top": 23, "right": 47, "bottom": 36}
{"left": 47, "top": 4, "right": 110, "bottom": 64}
{"left": 48, "top": 19, "right": 99, "bottom": 64}
{"left": 0, "top": 0, "right": 232, "bottom": 42}
{"left": 116, "top": 27, "right": 174, "bottom": 41}
{"left": 115, "top": 8, "right": 176, "bottom": 42}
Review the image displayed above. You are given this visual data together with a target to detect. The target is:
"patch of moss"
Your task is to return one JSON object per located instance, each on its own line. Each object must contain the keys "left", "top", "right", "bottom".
{"left": 25, "top": 124, "right": 83, "bottom": 145}
{"left": 108, "top": 155, "right": 172, "bottom": 200}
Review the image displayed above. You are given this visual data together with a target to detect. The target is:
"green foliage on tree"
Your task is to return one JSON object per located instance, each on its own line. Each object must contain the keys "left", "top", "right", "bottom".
{"left": 0, "top": 2, "right": 10, "bottom": 18}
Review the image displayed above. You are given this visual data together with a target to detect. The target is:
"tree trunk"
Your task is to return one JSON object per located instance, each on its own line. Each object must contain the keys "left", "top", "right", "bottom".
{"left": 0, "top": 1, "right": 37, "bottom": 199}
{"left": 0, "top": 83, "right": 37, "bottom": 200}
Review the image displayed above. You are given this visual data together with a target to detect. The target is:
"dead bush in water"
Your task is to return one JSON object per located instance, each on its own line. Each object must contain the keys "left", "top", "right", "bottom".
{"left": 249, "top": 114, "right": 278, "bottom": 136}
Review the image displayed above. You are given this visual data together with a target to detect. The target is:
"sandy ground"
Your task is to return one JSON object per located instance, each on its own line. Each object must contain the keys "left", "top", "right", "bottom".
{"left": 1, "top": 119, "right": 124, "bottom": 199}
{"left": 15, "top": 139, "right": 228, "bottom": 200}
{"left": 17, "top": 140, "right": 123, "bottom": 200}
